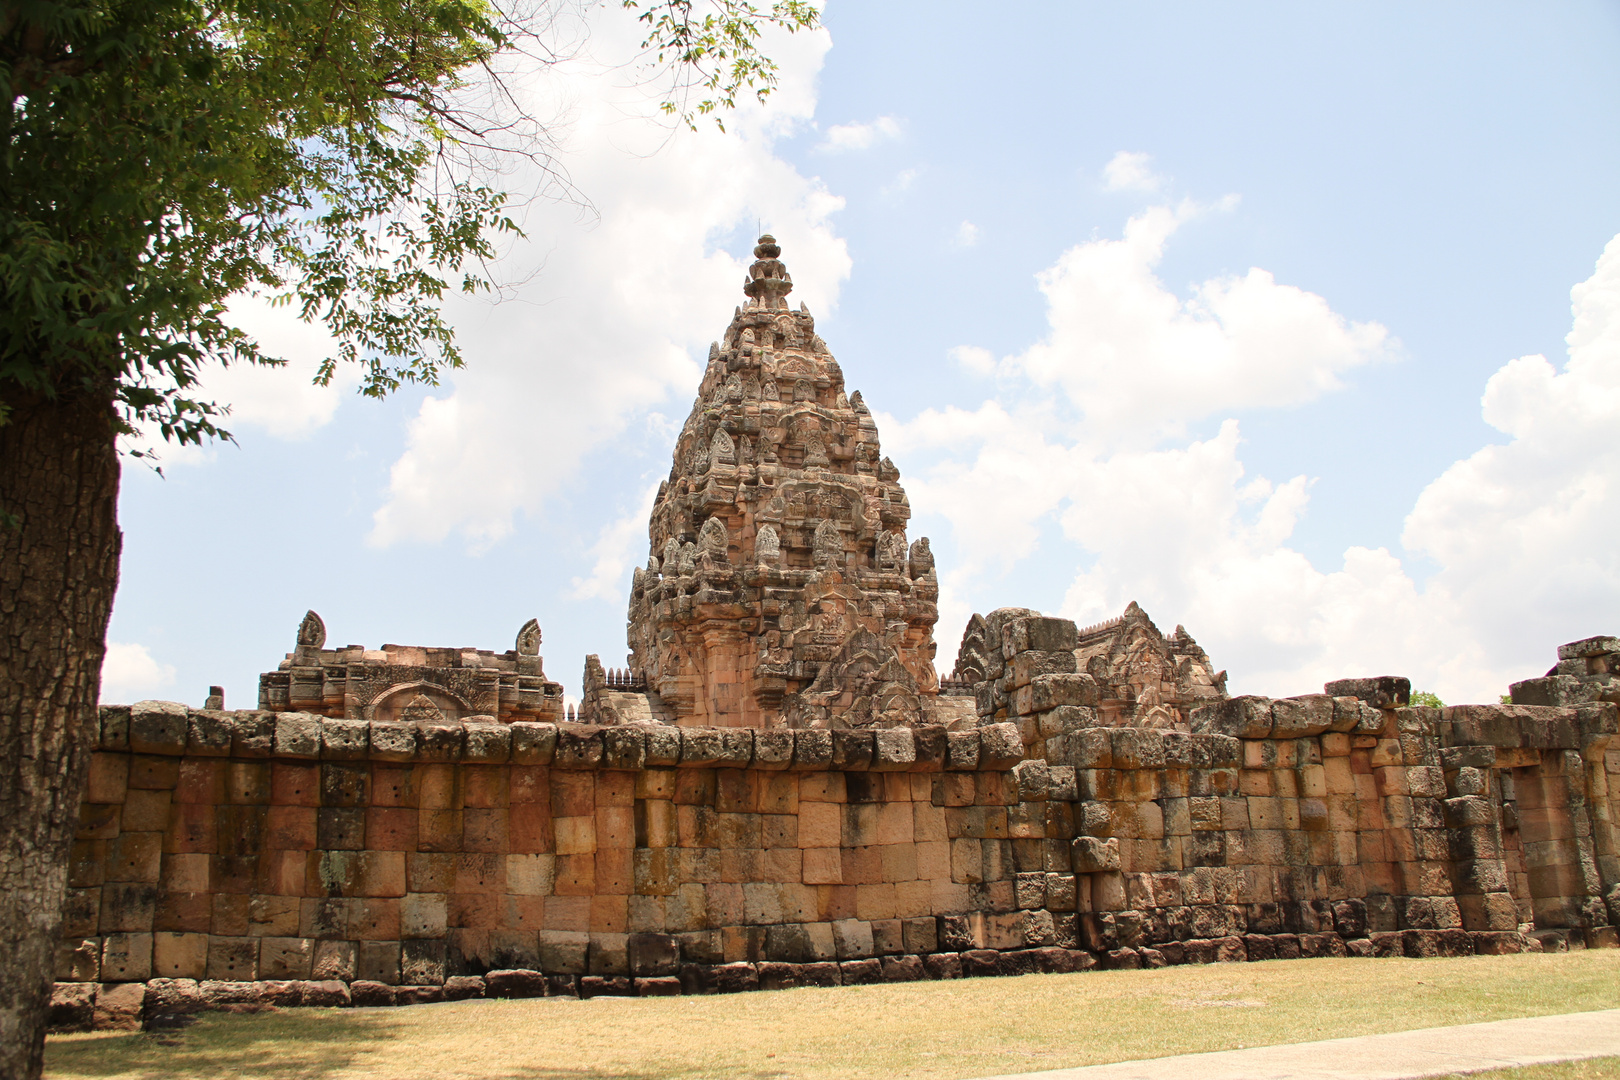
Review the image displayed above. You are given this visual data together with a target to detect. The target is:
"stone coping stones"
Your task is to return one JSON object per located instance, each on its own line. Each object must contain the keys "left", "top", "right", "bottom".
{"left": 96, "top": 707, "right": 1032, "bottom": 773}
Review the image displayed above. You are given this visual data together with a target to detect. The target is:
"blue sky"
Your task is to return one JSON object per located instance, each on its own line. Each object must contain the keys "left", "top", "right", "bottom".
{"left": 104, "top": 2, "right": 1620, "bottom": 709}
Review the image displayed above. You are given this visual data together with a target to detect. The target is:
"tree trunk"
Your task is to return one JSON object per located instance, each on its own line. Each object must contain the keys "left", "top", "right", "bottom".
{"left": 0, "top": 388, "right": 122, "bottom": 1080}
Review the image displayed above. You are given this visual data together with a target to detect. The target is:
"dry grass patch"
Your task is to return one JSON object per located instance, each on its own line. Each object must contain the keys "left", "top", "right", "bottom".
{"left": 47, "top": 951, "right": 1620, "bottom": 1080}
{"left": 1433, "top": 1059, "right": 1620, "bottom": 1079}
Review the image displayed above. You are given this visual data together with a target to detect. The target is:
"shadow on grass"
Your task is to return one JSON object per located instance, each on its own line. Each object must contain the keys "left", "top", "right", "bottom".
{"left": 45, "top": 1007, "right": 797, "bottom": 1080}
{"left": 47, "top": 1010, "right": 399, "bottom": 1080}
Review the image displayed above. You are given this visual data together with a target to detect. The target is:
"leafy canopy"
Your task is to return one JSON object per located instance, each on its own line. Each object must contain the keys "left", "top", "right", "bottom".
{"left": 0, "top": 0, "right": 818, "bottom": 451}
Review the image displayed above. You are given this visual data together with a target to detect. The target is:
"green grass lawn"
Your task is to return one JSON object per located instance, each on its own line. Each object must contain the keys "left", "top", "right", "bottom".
{"left": 46, "top": 951, "right": 1620, "bottom": 1080}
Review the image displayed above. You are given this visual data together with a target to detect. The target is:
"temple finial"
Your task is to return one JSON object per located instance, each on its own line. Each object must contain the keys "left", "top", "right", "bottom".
{"left": 742, "top": 234, "right": 794, "bottom": 310}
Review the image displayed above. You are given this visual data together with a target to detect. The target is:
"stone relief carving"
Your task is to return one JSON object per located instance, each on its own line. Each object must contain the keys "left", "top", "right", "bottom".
{"left": 297, "top": 610, "right": 326, "bottom": 648}
{"left": 515, "top": 618, "right": 541, "bottom": 656}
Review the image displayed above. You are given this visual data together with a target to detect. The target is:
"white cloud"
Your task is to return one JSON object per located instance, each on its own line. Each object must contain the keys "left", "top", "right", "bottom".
{"left": 1102, "top": 150, "right": 1164, "bottom": 193}
{"left": 101, "top": 642, "right": 177, "bottom": 703}
{"left": 569, "top": 481, "right": 660, "bottom": 603}
{"left": 816, "top": 115, "right": 903, "bottom": 153}
{"left": 949, "top": 345, "right": 996, "bottom": 376}
{"left": 368, "top": 10, "right": 849, "bottom": 551}
{"left": 1401, "top": 232, "right": 1620, "bottom": 678}
{"left": 953, "top": 221, "right": 980, "bottom": 249}
{"left": 209, "top": 296, "right": 357, "bottom": 439}
{"left": 893, "top": 210, "right": 1620, "bottom": 705}
{"left": 1012, "top": 201, "right": 1391, "bottom": 442}
{"left": 882, "top": 167, "right": 920, "bottom": 197}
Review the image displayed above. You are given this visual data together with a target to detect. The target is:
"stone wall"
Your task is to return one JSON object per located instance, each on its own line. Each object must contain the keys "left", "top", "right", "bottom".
{"left": 53, "top": 670, "right": 1620, "bottom": 1030}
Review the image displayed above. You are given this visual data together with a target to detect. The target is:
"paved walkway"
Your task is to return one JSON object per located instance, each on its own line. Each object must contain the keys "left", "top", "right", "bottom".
{"left": 972, "top": 1009, "right": 1620, "bottom": 1080}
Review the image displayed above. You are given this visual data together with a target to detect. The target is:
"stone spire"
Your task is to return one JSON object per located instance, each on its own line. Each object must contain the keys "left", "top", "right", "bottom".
{"left": 742, "top": 234, "right": 793, "bottom": 310}
{"left": 626, "top": 236, "right": 943, "bottom": 727}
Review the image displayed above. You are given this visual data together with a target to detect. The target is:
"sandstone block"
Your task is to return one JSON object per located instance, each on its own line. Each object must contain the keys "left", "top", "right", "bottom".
{"left": 99, "top": 705, "right": 132, "bottom": 752}
{"left": 486, "top": 968, "right": 548, "bottom": 997}
{"left": 320, "top": 717, "right": 369, "bottom": 759}
{"left": 753, "top": 729, "right": 794, "bottom": 769}
{"left": 980, "top": 723, "right": 1023, "bottom": 769}
{"left": 635, "top": 975, "right": 684, "bottom": 996}
{"left": 130, "top": 700, "right": 189, "bottom": 755}
{"left": 1191, "top": 697, "right": 1274, "bottom": 740}
{"left": 880, "top": 955, "right": 925, "bottom": 982}
{"left": 1272, "top": 695, "right": 1335, "bottom": 738}
{"left": 872, "top": 728, "right": 916, "bottom": 771}
{"left": 93, "top": 981, "right": 146, "bottom": 1031}
{"left": 713, "top": 962, "right": 759, "bottom": 993}
{"left": 832, "top": 918, "right": 874, "bottom": 959}
{"left": 627, "top": 932, "right": 680, "bottom": 976}
{"left": 680, "top": 728, "right": 725, "bottom": 768}
{"left": 47, "top": 984, "right": 96, "bottom": 1033}
{"left": 349, "top": 980, "right": 395, "bottom": 1007}
{"left": 401, "top": 939, "right": 446, "bottom": 984}
{"left": 791, "top": 729, "right": 833, "bottom": 770}
{"left": 839, "top": 958, "right": 882, "bottom": 984}
{"left": 297, "top": 979, "right": 352, "bottom": 1007}
{"left": 510, "top": 722, "right": 558, "bottom": 764}
{"left": 1072, "top": 836, "right": 1120, "bottom": 873}
{"left": 538, "top": 930, "right": 589, "bottom": 974}
{"left": 945, "top": 731, "right": 981, "bottom": 770}
{"left": 187, "top": 710, "right": 235, "bottom": 756}
{"left": 832, "top": 730, "right": 875, "bottom": 770}
{"left": 417, "top": 722, "right": 465, "bottom": 762}
{"left": 100, "top": 933, "right": 152, "bottom": 982}
{"left": 367, "top": 721, "right": 417, "bottom": 761}
{"left": 311, "top": 940, "right": 357, "bottom": 981}
{"left": 273, "top": 712, "right": 323, "bottom": 759}
{"left": 464, "top": 722, "right": 514, "bottom": 763}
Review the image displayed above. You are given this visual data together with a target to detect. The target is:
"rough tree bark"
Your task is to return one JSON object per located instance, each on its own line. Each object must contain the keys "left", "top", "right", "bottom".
{"left": 0, "top": 388, "right": 122, "bottom": 1080}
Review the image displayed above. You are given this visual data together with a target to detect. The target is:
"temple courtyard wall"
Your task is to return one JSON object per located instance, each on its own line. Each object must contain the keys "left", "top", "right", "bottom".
{"left": 50, "top": 626, "right": 1620, "bottom": 1031}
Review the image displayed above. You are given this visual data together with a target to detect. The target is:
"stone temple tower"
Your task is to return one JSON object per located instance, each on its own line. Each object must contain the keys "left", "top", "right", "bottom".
{"left": 625, "top": 236, "right": 954, "bottom": 728}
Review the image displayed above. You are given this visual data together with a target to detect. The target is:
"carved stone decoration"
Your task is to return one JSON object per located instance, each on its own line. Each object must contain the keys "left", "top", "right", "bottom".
{"left": 711, "top": 428, "right": 736, "bottom": 467}
{"left": 516, "top": 618, "right": 541, "bottom": 656}
{"left": 297, "top": 610, "right": 326, "bottom": 648}
{"left": 400, "top": 693, "right": 445, "bottom": 725}
{"left": 755, "top": 524, "right": 781, "bottom": 566}
{"left": 907, "top": 537, "right": 934, "bottom": 580}
{"left": 876, "top": 530, "right": 907, "bottom": 572}
{"left": 626, "top": 236, "right": 939, "bottom": 727}
{"left": 812, "top": 519, "right": 843, "bottom": 570}
{"left": 1067, "top": 601, "right": 1228, "bottom": 729}
{"left": 742, "top": 234, "right": 794, "bottom": 309}
{"left": 698, "top": 516, "right": 729, "bottom": 562}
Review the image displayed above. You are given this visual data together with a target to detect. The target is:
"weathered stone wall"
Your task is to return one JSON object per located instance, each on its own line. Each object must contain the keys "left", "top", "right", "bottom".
{"left": 53, "top": 676, "right": 1620, "bottom": 1030}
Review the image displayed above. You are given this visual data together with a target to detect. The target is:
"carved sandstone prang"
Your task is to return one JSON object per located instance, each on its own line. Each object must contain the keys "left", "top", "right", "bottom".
{"left": 625, "top": 236, "right": 941, "bottom": 727}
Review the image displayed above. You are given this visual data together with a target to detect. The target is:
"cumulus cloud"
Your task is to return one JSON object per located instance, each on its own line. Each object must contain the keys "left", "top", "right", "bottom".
{"left": 884, "top": 168, "right": 920, "bottom": 196}
{"left": 368, "top": 10, "right": 849, "bottom": 551}
{"left": 953, "top": 221, "right": 980, "bottom": 249}
{"left": 117, "top": 296, "right": 357, "bottom": 467}
{"left": 569, "top": 481, "right": 660, "bottom": 603}
{"left": 1014, "top": 200, "right": 1391, "bottom": 442}
{"left": 1401, "top": 232, "right": 1620, "bottom": 677}
{"left": 892, "top": 209, "right": 1620, "bottom": 704}
{"left": 1102, "top": 150, "right": 1163, "bottom": 193}
{"left": 816, "top": 115, "right": 903, "bottom": 152}
{"left": 101, "top": 642, "right": 177, "bottom": 703}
